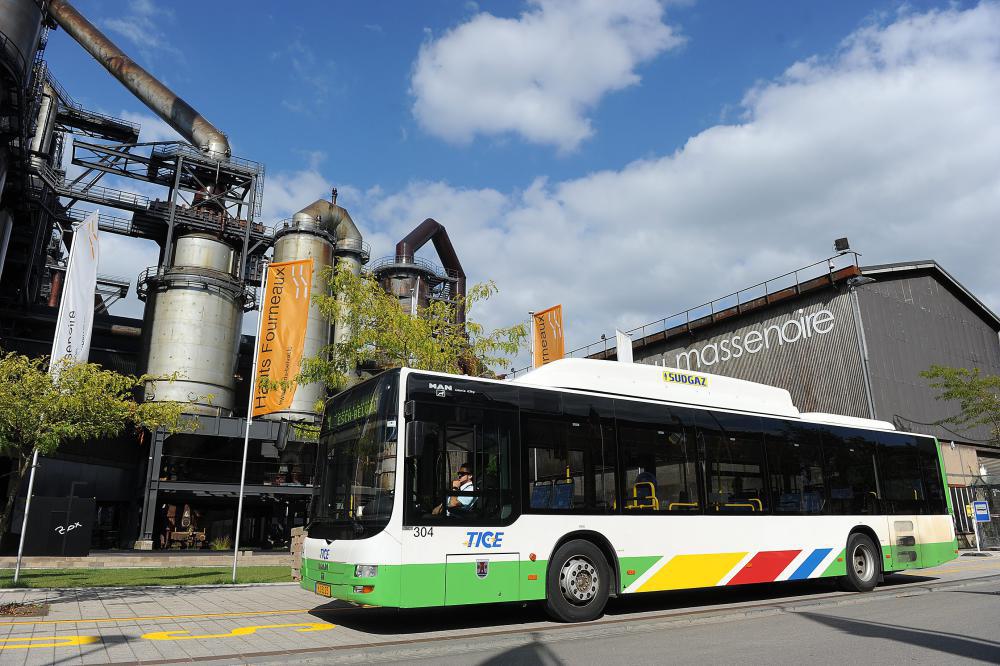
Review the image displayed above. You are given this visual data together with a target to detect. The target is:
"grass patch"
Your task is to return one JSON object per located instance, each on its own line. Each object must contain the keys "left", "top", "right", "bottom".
{"left": 0, "top": 566, "right": 293, "bottom": 588}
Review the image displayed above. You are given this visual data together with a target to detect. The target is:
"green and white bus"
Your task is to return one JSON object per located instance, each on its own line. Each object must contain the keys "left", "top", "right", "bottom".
{"left": 301, "top": 359, "right": 957, "bottom": 622}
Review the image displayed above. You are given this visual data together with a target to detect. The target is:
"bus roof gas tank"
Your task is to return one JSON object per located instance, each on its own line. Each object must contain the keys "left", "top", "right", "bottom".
{"left": 511, "top": 358, "right": 800, "bottom": 418}
{"left": 799, "top": 412, "right": 895, "bottom": 430}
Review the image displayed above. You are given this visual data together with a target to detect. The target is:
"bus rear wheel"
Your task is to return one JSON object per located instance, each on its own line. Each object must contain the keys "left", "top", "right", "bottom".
{"left": 545, "top": 539, "right": 611, "bottom": 623}
{"left": 840, "top": 532, "right": 880, "bottom": 592}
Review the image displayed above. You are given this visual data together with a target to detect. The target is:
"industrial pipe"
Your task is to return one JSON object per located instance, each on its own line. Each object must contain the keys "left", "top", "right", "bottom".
{"left": 394, "top": 218, "right": 467, "bottom": 324}
{"left": 47, "top": 0, "right": 231, "bottom": 159}
{"left": 47, "top": 269, "right": 63, "bottom": 307}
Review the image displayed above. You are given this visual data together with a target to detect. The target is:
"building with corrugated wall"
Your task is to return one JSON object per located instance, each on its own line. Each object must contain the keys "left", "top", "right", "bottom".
{"left": 608, "top": 257, "right": 1000, "bottom": 547}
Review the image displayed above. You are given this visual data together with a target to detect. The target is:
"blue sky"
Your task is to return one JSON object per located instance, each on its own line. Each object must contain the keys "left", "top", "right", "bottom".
{"left": 46, "top": 0, "right": 1000, "bottom": 364}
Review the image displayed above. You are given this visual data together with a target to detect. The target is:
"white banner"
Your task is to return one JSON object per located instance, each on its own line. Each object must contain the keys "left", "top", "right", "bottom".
{"left": 51, "top": 211, "right": 99, "bottom": 368}
{"left": 616, "top": 329, "right": 633, "bottom": 364}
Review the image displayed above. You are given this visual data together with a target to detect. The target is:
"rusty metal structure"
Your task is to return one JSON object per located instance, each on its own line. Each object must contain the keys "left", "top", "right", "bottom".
{"left": 370, "top": 218, "right": 466, "bottom": 324}
{"left": 0, "top": 0, "right": 467, "bottom": 552}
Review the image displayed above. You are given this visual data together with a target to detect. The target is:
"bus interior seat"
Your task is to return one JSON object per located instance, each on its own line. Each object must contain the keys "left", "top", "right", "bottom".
{"left": 530, "top": 481, "right": 553, "bottom": 509}
{"left": 551, "top": 480, "right": 575, "bottom": 510}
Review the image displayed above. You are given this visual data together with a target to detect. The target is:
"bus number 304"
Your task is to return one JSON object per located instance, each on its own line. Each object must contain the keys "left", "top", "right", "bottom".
{"left": 413, "top": 527, "right": 434, "bottom": 538}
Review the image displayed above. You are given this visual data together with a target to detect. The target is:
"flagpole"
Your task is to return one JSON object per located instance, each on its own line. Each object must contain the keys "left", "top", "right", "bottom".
{"left": 13, "top": 449, "right": 39, "bottom": 584}
{"left": 528, "top": 311, "right": 535, "bottom": 370}
{"left": 233, "top": 259, "right": 269, "bottom": 584}
{"left": 13, "top": 213, "right": 93, "bottom": 584}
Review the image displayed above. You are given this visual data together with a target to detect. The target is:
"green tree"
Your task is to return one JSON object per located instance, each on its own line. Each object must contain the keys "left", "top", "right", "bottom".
{"left": 0, "top": 352, "right": 195, "bottom": 545}
{"left": 298, "top": 264, "right": 528, "bottom": 394}
{"left": 921, "top": 365, "right": 1000, "bottom": 443}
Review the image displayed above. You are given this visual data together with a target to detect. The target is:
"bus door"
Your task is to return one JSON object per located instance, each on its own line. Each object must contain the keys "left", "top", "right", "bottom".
{"left": 402, "top": 399, "right": 519, "bottom": 606}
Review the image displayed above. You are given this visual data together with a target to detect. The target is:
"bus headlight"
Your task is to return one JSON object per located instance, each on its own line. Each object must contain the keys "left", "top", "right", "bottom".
{"left": 354, "top": 565, "right": 378, "bottom": 578}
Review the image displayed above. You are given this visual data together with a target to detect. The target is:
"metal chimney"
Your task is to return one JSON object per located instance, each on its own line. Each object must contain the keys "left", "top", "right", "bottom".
{"left": 47, "top": 0, "right": 231, "bottom": 159}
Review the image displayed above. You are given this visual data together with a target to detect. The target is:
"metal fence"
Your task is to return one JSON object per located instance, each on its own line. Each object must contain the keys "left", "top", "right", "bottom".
{"left": 957, "top": 482, "right": 1000, "bottom": 549}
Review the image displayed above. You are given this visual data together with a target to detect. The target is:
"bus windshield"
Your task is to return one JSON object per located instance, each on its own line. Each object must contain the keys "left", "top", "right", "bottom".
{"left": 310, "top": 370, "right": 398, "bottom": 539}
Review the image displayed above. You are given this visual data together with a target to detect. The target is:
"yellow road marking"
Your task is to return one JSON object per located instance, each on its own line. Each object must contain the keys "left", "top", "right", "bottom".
{"left": 0, "top": 608, "right": 313, "bottom": 627}
{"left": 0, "top": 635, "right": 99, "bottom": 650}
{"left": 142, "top": 622, "right": 334, "bottom": 641}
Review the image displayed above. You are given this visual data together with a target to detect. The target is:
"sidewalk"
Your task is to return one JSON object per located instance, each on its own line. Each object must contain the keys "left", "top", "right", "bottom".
{"left": 0, "top": 583, "right": 335, "bottom": 665}
{"left": 0, "top": 582, "right": 310, "bottom": 622}
{"left": 0, "top": 550, "right": 292, "bottom": 570}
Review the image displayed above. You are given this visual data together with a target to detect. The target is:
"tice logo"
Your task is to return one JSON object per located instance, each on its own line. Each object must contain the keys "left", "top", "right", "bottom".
{"left": 465, "top": 531, "right": 504, "bottom": 548}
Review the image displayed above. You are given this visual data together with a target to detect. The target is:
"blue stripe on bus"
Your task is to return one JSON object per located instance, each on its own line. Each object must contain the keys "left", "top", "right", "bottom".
{"left": 787, "top": 548, "right": 833, "bottom": 580}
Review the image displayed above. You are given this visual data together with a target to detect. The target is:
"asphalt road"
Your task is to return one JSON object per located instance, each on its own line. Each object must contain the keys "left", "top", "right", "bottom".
{"left": 354, "top": 577, "right": 1000, "bottom": 665}
{"left": 1, "top": 553, "right": 998, "bottom": 664}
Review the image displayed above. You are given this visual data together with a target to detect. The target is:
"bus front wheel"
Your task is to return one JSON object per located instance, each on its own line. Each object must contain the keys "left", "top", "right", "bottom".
{"left": 545, "top": 539, "right": 611, "bottom": 622}
{"left": 840, "top": 532, "right": 880, "bottom": 593}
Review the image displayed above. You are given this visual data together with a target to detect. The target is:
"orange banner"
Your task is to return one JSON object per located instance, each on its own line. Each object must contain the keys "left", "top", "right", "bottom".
{"left": 252, "top": 259, "right": 313, "bottom": 417}
{"left": 532, "top": 304, "right": 565, "bottom": 367}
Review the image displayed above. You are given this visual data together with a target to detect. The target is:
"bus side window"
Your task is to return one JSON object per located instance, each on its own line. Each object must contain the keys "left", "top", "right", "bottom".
{"left": 696, "top": 411, "right": 767, "bottom": 514}
{"left": 522, "top": 394, "right": 616, "bottom": 514}
{"left": 615, "top": 400, "right": 699, "bottom": 513}
{"left": 405, "top": 403, "right": 516, "bottom": 524}
{"left": 822, "top": 427, "right": 880, "bottom": 515}
{"left": 916, "top": 436, "right": 948, "bottom": 514}
{"left": 875, "top": 431, "right": 930, "bottom": 515}
{"left": 764, "top": 420, "right": 826, "bottom": 515}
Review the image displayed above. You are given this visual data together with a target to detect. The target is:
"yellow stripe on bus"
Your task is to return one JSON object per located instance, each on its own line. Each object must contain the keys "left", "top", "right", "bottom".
{"left": 638, "top": 552, "right": 748, "bottom": 592}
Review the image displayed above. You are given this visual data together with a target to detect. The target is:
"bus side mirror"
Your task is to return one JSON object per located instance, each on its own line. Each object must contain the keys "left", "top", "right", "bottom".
{"left": 406, "top": 421, "right": 426, "bottom": 457}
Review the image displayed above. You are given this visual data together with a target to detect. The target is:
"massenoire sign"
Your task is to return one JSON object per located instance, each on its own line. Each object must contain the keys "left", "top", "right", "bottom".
{"left": 634, "top": 292, "right": 867, "bottom": 417}
{"left": 672, "top": 308, "right": 836, "bottom": 371}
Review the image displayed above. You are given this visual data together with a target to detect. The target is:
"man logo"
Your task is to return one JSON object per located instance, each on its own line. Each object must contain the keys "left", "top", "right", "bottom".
{"left": 429, "top": 382, "right": 452, "bottom": 397}
{"left": 476, "top": 559, "right": 489, "bottom": 579}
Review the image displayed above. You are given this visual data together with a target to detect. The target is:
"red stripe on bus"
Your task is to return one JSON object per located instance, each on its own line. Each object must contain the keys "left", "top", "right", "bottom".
{"left": 727, "top": 550, "right": 801, "bottom": 585}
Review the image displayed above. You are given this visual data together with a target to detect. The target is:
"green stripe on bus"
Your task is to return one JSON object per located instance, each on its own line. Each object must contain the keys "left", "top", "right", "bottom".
{"left": 884, "top": 540, "right": 959, "bottom": 571}
{"left": 821, "top": 549, "right": 847, "bottom": 577}
{"left": 619, "top": 556, "right": 662, "bottom": 590}
{"left": 301, "top": 540, "right": 959, "bottom": 607}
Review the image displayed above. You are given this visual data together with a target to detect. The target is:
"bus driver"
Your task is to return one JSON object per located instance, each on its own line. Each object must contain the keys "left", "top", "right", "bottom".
{"left": 433, "top": 463, "right": 475, "bottom": 516}
{"left": 450, "top": 464, "right": 475, "bottom": 512}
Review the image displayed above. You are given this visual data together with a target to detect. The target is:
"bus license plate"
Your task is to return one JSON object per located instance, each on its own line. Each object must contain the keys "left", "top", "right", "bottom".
{"left": 315, "top": 582, "right": 331, "bottom": 597}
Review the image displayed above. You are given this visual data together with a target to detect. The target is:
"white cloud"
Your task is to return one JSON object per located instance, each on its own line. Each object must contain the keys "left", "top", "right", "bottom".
{"left": 88, "top": 4, "right": 1000, "bottom": 376}
{"left": 96, "top": 234, "right": 159, "bottom": 319}
{"left": 372, "top": 4, "right": 1000, "bottom": 368}
{"left": 410, "top": 0, "right": 684, "bottom": 151}
{"left": 261, "top": 166, "right": 333, "bottom": 226}
{"left": 272, "top": 39, "right": 339, "bottom": 116}
{"left": 101, "top": 0, "right": 179, "bottom": 61}
{"left": 119, "top": 111, "right": 183, "bottom": 143}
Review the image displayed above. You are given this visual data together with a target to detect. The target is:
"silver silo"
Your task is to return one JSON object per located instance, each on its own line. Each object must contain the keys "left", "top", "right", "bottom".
{"left": 260, "top": 193, "right": 367, "bottom": 421}
{"left": 140, "top": 234, "right": 243, "bottom": 415}
{"left": 263, "top": 217, "right": 335, "bottom": 422}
